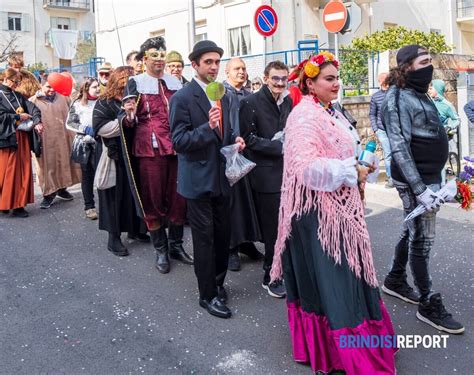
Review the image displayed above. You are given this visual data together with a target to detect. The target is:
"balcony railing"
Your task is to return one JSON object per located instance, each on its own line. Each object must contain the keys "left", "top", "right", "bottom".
{"left": 45, "top": 29, "right": 94, "bottom": 47}
{"left": 43, "top": 0, "right": 90, "bottom": 11}
{"left": 457, "top": 0, "right": 474, "bottom": 18}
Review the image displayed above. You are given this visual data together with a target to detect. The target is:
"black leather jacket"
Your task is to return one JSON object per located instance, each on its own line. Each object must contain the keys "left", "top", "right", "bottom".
{"left": 381, "top": 86, "right": 448, "bottom": 195}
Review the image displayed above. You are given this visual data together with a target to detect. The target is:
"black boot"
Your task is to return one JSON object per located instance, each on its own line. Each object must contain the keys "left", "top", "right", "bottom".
{"left": 168, "top": 224, "right": 193, "bottom": 265}
{"left": 151, "top": 228, "right": 170, "bottom": 273}
{"left": 107, "top": 232, "right": 129, "bottom": 257}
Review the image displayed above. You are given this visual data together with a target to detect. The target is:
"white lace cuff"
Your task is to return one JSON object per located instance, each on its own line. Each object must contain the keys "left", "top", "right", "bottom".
{"left": 303, "top": 157, "right": 357, "bottom": 192}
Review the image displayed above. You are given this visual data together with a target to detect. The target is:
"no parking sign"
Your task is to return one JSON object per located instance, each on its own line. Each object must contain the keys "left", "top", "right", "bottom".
{"left": 254, "top": 5, "right": 278, "bottom": 37}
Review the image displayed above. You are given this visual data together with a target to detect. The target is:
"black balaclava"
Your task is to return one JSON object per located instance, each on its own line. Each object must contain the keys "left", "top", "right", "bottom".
{"left": 406, "top": 65, "right": 434, "bottom": 93}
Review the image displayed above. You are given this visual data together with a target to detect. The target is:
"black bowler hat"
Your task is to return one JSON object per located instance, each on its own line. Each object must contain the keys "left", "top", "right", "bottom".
{"left": 188, "top": 40, "right": 224, "bottom": 62}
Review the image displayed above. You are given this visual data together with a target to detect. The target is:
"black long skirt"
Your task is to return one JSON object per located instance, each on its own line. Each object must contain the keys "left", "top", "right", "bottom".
{"left": 97, "top": 152, "right": 146, "bottom": 235}
{"left": 229, "top": 175, "right": 262, "bottom": 248}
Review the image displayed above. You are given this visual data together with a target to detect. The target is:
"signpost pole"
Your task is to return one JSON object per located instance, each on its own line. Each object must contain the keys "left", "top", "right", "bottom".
{"left": 263, "top": 37, "right": 267, "bottom": 67}
{"left": 335, "top": 32, "right": 342, "bottom": 102}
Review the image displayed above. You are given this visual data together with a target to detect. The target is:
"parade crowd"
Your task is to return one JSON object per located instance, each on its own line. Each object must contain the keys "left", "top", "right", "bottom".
{"left": 0, "top": 38, "right": 470, "bottom": 374}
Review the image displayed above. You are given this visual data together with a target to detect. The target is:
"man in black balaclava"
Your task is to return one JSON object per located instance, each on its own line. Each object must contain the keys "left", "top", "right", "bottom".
{"left": 380, "top": 45, "right": 464, "bottom": 335}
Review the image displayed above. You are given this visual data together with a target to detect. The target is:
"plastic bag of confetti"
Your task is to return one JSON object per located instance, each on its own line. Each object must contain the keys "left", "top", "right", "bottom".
{"left": 220, "top": 144, "right": 256, "bottom": 186}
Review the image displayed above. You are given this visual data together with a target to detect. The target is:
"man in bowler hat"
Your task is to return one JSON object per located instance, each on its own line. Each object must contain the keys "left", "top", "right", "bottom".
{"left": 169, "top": 40, "right": 245, "bottom": 319}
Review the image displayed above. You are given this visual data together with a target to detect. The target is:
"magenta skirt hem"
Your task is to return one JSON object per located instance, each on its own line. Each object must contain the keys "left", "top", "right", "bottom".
{"left": 288, "top": 300, "right": 397, "bottom": 375}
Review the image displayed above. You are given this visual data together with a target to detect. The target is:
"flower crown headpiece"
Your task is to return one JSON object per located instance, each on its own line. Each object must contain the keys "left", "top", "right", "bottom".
{"left": 304, "top": 51, "right": 339, "bottom": 78}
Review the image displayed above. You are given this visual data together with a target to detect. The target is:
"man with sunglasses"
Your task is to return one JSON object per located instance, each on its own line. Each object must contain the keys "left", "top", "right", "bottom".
{"left": 97, "top": 62, "right": 113, "bottom": 94}
{"left": 239, "top": 61, "right": 292, "bottom": 299}
{"left": 120, "top": 37, "right": 192, "bottom": 274}
{"left": 165, "top": 51, "right": 189, "bottom": 86}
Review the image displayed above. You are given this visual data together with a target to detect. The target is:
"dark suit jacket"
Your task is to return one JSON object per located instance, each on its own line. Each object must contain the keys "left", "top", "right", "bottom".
{"left": 239, "top": 85, "right": 292, "bottom": 193}
{"left": 169, "top": 78, "right": 235, "bottom": 199}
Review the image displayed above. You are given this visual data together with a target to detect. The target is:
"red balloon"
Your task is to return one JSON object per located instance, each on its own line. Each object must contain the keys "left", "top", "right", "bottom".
{"left": 47, "top": 72, "right": 73, "bottom": 96}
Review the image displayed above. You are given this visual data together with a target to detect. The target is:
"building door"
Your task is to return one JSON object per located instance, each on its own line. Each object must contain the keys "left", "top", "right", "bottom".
{"left": 59, "top": 59, "right": 71, "bottom": 69}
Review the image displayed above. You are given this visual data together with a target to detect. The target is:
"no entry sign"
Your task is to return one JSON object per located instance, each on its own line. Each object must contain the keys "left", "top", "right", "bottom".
{"left": 322, "top": 0, "right": 348, "bottom": 33}
{"left": 254, "top": 5, "right": 278, "bottom": 37}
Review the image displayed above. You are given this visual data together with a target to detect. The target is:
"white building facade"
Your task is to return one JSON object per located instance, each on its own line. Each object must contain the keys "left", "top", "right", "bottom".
{"left": 0, "top": 0, "right": 96, "bottom": 69}
{"left": 94, "top": 0, "right": 474, "bottom": 69}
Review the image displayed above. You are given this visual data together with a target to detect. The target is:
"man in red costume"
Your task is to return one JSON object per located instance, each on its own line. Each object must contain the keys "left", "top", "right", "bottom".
{"left": 120, "top": 37, "right": 193, "bottom": 273}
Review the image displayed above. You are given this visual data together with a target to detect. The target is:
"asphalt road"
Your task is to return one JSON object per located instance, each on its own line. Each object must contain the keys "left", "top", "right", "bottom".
{"left": 0, "top": 186, "right": 472, "bottom": 375}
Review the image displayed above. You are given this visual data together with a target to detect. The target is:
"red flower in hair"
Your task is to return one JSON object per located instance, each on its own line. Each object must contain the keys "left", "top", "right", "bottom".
{"left": 315, "top": 55, "right": 326, "bottom": 65}
{"left": 333, "top": 60, "right": 339, "bottom": 68}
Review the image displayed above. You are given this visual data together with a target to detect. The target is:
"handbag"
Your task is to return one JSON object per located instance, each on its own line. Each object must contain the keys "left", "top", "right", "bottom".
{"left": 71, "top": 134, "right": 91, "bottom": 164}
{"left": 94, "top": 142, "right": 116, "bottom": 190}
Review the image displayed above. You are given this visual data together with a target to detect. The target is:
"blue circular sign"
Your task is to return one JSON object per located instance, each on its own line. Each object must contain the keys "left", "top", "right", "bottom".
{"left": 254, "top": 5, "right": 278, "bottom": 37}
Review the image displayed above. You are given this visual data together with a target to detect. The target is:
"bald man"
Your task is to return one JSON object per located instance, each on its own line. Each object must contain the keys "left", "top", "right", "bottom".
{"left": 223, "top": 57, "right": 263, "bottom": 272}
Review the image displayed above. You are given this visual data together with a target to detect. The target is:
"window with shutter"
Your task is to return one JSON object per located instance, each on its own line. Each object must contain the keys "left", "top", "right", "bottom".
{"left": 8, "top": 13, "right": 22, "bottom": 31}
{"left": 228, "top": 25, "right": 251, "bottom": 57}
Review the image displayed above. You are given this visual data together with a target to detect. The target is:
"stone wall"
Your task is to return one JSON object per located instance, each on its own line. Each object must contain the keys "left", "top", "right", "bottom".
{"left": 389, "top": 51, "right": 474, "bottom": 108}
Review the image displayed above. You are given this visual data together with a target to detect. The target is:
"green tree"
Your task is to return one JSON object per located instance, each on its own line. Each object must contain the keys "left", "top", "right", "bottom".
{"left": 340, "top": 26, "right": 452, "bottom": 94}
{"left": 76, "top": 35, "right": 96, "bottom": 64}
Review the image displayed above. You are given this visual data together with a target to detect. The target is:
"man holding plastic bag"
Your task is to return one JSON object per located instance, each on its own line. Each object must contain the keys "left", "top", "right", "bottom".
{"left": 169, "top": 40, "right": 245, "bottom": 320}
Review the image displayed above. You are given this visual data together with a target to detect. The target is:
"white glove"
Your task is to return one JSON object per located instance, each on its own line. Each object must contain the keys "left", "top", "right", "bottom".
{"left": 416, "top": 187, "right": 445, "bottom": 211}
{"left": 341, "top": 157, "right": 358, "bottom": 187}
{"left": 83, "top": 135, "right": 95, "bottom": 144}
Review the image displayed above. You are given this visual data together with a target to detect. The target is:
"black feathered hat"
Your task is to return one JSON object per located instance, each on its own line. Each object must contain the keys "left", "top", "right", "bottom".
{"left": 136, "top": 37, "right": 166, "bottom": 60}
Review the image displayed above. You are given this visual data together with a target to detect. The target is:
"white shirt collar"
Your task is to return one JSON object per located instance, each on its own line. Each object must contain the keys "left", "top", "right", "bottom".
{"left": 132, "top": 72, "right": 182, "bottom": 94}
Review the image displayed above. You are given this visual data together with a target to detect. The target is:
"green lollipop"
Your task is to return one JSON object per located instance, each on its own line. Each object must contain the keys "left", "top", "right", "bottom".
{"left": 206, "top": 81, "right": 225, "bottom": 101}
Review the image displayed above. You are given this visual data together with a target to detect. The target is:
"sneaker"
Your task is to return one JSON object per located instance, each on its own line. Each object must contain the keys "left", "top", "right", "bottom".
{"left": 262, "top": 279, "right": 286, "bottom": 298}
{"left": 416, "top": 293, "right": 465, "bottom": 334}
{"left": 228, "top": 251, "right": 241, "bottom": 272}
{"left": 11, "top": 207, "right": 29, "bottom": 218}
{"left": 40, "top": 194, "right": 56, "bottom": 209}
{"left": 385, "top": 180, "right": 394, "bottom": 189}
{"left": 56, "top": 189, "right": 74, "bottom": 201}
{"left": 1, "top": 210, "right": 10, "bottom": 214}
{"left": 382, "top": 278, "right": 419, "bottom": 304}
{"left": 85, "top": 208, "right": 98, "bottom": 220}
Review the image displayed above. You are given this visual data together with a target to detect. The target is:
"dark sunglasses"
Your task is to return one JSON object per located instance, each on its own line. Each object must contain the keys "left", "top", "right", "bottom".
{"left": 99, "top": 72, "right": 110, "bottom": 77}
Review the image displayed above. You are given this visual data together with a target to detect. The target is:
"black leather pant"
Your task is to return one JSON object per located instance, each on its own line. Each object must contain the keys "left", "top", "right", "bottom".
{"left": 187, "top": 195, "right": 230, "bottom": 301}
{"left": 386, "top": 180, "right": 440, "bottom": 302}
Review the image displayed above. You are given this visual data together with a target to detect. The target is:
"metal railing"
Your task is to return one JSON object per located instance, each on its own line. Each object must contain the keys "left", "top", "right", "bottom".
{"left": 182, "top": 47, "right": 379, "bottom": 96}
{"left": 457, "top": 0, "right": 474, "bottom": 18}
{"left": 43, "top": 0, "right": 90, "bottom": 10}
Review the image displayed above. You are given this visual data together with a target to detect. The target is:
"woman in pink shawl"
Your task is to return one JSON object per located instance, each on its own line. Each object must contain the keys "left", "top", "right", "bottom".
{"left": 270, "top": 52, "right": 397, "bottom": 374}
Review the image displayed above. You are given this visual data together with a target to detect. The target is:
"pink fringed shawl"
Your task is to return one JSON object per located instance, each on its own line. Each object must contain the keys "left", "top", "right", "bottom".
{"left": 270, "top": 96, "right": 378, "bottom": 287}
